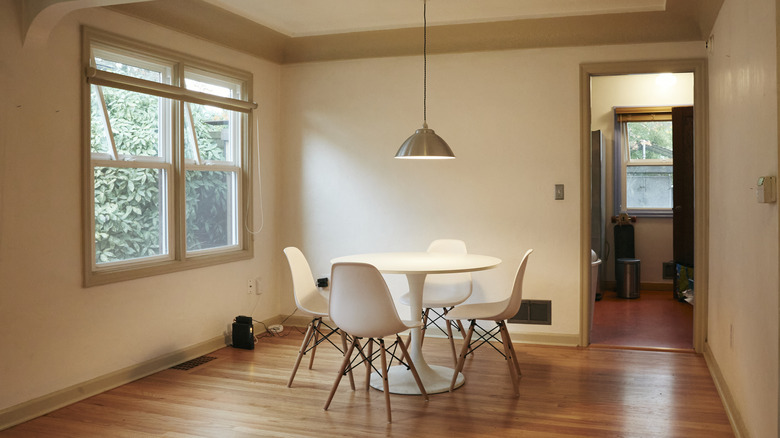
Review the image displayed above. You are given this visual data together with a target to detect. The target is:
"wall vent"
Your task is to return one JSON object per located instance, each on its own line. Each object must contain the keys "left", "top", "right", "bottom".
{"left": 509, "top": 300, "right": 552, "bottom": 325}
{"left": 171, "top": 355, "right": 217, "bottom": 370}
{"left": 662, "top": 261, "right": 676, "bottom": 279}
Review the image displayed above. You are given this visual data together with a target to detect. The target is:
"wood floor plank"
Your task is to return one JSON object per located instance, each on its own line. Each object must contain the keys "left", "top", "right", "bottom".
{"left": 1, "top": 329, "right": 733, "bottom": 437}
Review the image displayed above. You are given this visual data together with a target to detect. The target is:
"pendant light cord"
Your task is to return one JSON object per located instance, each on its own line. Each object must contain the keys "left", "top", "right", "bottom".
{"left": 423, "top": 0, "right": 427, "bottom": 125}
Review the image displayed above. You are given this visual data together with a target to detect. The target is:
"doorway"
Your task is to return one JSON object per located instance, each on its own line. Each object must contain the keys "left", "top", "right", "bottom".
{"left": 578, "top": 60, "right": 709, "bottom": 353}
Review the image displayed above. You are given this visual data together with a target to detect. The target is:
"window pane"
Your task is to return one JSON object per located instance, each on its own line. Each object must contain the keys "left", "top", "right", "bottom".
{"left": 94, "top": 167, "right": 166, "bottom": 264}
{"left": 94, "top": 55, "right": 165, "bottom": 83}
{"left": 186, "top": 170, "right": 237, "bottom": 252}
{"left": 90, "top": 85, "right": 111, "bottom": 154}
{"left": 184, "top": 103, "right": 232, "bottom": 162}
{"left": 626, "top": 121, "right": 673, "bottom": 161}
{"left": 626, "top": 165, "right": 673, "bottom": 209}
{"left": 185, "top": 75, "right": 237, "bottom": 98}
{"left": 101, "top": 86, "right": 166, "bottom": 157}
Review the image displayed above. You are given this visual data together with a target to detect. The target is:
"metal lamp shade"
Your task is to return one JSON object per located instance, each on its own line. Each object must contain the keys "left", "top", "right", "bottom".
{"left": 395, "top": 125, "right": 455, "bottom": 159}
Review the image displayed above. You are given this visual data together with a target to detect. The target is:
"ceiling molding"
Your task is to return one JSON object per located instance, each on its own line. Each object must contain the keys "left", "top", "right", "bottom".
{"left": 108, "top": 0, "right": 288, "bottom": 63}
{"left": 107, "top": 0, "right": 724, "bottom": 65}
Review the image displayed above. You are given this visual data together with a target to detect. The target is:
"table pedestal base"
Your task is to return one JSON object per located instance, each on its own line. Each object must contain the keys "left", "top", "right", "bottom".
{"left": 370, "top": 364, "right": 465, "bottom": 395}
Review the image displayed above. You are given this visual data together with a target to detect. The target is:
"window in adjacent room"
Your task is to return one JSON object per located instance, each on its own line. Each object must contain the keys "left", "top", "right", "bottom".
{"left": 613, "top": 107, "right": 673, "bottom": 217}
{"left": 84, "top": 29, "right": 256, "bottom": 286}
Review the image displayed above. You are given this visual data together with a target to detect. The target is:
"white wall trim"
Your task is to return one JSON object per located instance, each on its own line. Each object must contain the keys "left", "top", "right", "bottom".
{"left": 579, "top": 58, "right": 709, "bottom": 352}
{"left": 703, "top": 342, "right": 748, "bottom": 438}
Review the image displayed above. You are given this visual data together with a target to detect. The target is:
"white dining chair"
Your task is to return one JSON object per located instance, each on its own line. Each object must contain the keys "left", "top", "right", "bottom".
{"left": 399, "top": 239, "right": 472, "bottom": 365}
{"left": 283, "top": 247, "right": 354, "bottom": 389}
{"left": 324, "top": 262, "right": 429, "bottom": 423}
{"left": 445, "top": 249, "right": 533, "bottom": 396}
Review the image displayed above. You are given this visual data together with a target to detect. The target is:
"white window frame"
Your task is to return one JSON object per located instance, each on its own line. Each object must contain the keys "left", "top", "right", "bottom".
{"left": 613, "top": 107, "right": 674, "bottom": 218}
{"left": 82, "top": 28, "right": 256, "bottom": 286}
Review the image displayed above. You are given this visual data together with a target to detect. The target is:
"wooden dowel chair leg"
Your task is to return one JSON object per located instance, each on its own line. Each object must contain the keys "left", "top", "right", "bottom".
{"left": 379, "top": 339, "right": 391, "bottom": 423}
{"left": 498, "top": 322, "right": 520, "bottom": 397}
{"left": 504, "top": 325, "right": 522, "bottom": 378}
{"left": 308, "top": 318, "right": 321, "bottom": 370}
{"left": 396, "top": 335, "right": 429, "bottom": 401}
{"left": 420, "top": 308, "right": 430, "bottom": 347}
{"left": 340, "top": 330, "right": 356, "bottom": 390}
{"left": 450, "top": 320, "right": 475, "bottom": 391}
{"left": 365, "top": 339, "right": 373, "bottom": 391}
{"left": 324, "top": 337, "right": 356, "bottom": 411}
{"left": 445, "top": 319, "right": 457, "bottom": 366}
{"left": 288, "top": 319, "right": 315, "bottom": 387}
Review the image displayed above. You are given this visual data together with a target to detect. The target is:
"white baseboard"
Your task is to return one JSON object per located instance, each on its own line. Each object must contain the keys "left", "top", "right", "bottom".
{"left": 0, "top": 335, "right": 227, "bottom": 431}
{"left": 703, "top": 342, "right": 747, "bottom": 438}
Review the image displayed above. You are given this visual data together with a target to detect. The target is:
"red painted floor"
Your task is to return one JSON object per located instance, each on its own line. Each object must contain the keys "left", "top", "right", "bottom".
{"left": 591, "top": 289, "right": 694, "bottom": 350}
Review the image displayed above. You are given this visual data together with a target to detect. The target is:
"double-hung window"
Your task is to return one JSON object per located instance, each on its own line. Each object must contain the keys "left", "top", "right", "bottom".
{"left": 613, "top": 107, "right": 674, "bottom": 217}
{"left": 83, "top": 29, "right": 255, "bottom": 286}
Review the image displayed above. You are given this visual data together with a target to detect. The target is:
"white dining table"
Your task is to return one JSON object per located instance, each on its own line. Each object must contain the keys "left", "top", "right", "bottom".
{"left": 330, "top": 251, "right": 501, "bottom": 394}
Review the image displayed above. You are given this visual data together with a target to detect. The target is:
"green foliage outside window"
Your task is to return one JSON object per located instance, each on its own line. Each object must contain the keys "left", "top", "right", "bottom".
{"left": 92, "top": 86, "right": 234, "bottom": 263}
{"left": 626, "top": 121, "right": 673, "bottom": 161}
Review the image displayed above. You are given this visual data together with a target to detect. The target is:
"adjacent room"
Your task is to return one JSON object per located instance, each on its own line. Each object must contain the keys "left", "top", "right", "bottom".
{"left": 1, "top": 0, "right": 777, "bottom": 437}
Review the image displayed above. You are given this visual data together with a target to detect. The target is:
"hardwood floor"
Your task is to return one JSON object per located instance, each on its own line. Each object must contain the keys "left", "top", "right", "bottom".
{"left": 3, "top": 329, "right": 732, "bottom": 437}
{"left": 591, "top": 290, "right": 694, "bottom": 350}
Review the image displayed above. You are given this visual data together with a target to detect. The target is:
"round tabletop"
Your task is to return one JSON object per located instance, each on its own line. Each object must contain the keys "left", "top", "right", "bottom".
{"left": 331, "top": 252, "right": 501, "bottom": 275}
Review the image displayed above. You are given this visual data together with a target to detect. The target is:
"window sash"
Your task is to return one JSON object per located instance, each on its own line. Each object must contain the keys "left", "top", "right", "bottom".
{"left": 84, "top": 28, "right": 255, "bottom": 286}
{"left": 613, "top": 107, "right": 674, "bottom": 217}
{"left": 86, "top": 67, "right": 256, "bottom": 114}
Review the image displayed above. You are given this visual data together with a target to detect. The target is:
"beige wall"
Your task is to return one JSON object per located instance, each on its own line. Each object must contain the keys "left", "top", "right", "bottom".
{"left": 278, "top": 42, "right": 703, "bottom": 341}
{"left": 2, "top": 1, "right": 778, "bottom": 436}
{"left": 707, "top": 0, "right": 779, "bottom": 436}
{"left": 0, "top": 4, "right": 281, "bottom": 411}
{"left": 591, "top": 73, "right": 694, "bottom": 284}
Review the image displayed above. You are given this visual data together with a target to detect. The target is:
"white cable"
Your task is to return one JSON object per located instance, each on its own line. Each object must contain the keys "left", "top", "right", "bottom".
{"left": 246, "top": 109, "right": 265, "bottom": 235}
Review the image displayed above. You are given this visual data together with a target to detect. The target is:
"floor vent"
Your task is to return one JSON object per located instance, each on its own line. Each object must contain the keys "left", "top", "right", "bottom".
{"left": 509, "top": 300, "right": 552, "bottom": 325}
{"left": 171, "top": 355, "right": 217, "bottom": 370}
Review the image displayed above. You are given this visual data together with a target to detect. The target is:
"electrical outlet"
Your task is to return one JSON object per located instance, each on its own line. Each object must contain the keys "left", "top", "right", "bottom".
{"left": 256, "top": 277, "right": 263, "bottom": 295}
{"left": 247, "top": 279, "right": 255, "bottom": 294}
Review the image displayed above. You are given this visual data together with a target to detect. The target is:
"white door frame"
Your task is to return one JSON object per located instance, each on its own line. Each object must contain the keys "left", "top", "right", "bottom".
{"left": 579, "top": 59, "right": 709, "bottom": 353}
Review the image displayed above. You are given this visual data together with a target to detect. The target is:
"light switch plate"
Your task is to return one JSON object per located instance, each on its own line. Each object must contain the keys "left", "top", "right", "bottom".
{"left": 554, "top": 184, "right": 564, "bottom": 200}
{"left": 757, "top": 176, "right": 776, "bottom": 203}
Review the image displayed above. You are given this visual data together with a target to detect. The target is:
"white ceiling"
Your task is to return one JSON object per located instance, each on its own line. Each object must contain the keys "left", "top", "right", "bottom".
{"left": 200, "top": 0, "right": 668, "bottom": 37}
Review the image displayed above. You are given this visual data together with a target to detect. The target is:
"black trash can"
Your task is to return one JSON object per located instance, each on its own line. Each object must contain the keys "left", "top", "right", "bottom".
{"left": 616, "top": 258, "right": 640, "bottom": 299}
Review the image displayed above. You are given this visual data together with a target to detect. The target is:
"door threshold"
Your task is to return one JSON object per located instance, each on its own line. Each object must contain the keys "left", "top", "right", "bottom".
{"left": 588, "top": 343, "right": 696, "bottom": 354}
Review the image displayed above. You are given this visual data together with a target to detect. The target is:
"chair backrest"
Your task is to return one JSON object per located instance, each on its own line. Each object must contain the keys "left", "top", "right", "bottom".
{"left": 424, "top": 239, "right": 473, "bottom": 305}
{"left": 329, "top": 262, "right": 408, "bottom": 338}
{"left": 283, "top": 247, "right": 328, "bottom": 316}
{"left": 495, "top": 249, "right": 534, "bottom": 321}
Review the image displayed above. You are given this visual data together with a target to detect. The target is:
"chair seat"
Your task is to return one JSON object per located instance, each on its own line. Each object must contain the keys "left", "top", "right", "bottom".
{"left": 399, "top": 291, "right": 470, "bottom": 308}
{"left": 445, "top": 299, "right": 509, "bottom": 321}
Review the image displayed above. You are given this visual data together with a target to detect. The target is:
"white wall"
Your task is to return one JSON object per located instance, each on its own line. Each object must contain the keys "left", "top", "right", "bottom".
{"left": 279, "top": 42, "right": 704, "bottom": 340}
{"left": 0, "top": 4, "right": 281, "bottom": 411}
{"left": 591, "top": 73, "right": 694, "bottom": 284}
{"left": 707, "top": 0, "right": 779, "bottom": 436}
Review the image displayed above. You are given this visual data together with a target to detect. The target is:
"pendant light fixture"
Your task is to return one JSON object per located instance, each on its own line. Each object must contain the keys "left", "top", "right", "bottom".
{"left": 394, "top": 0, "right": 455, "bottom": 159}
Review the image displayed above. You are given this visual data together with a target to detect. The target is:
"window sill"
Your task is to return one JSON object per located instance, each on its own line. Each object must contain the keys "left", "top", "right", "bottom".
{"left": 84, "top": 248, "right": 252, "bottom": 287}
